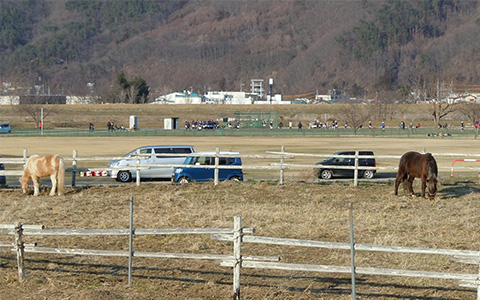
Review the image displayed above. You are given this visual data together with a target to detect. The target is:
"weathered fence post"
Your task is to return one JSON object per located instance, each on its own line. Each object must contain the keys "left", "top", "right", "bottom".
{"left": 214, "top": 148, "right": 220, "bottom": 186}
{"left": 233, "top": 216, "right": 242, "bottom": 300}
{"left": 353, "top": 151, "right": 359, "bottom": 187}
{"left": 349, "top": 203, "right": 356, "bottom": 299}
{"left": 71, "top": 150, "right": 78, "bottom": 187}
{"left": 15, "top": 222, "right": 26, "bottom": 283}
{"left": 135, "top": 149, "right": 141, "bottom": 186}
{"left": 23, "top": 149, "right": 28, "bottom": 167}
{"left": 128, "top": 196, "right": 134, "bottom": 286}
{"left": 279, "top": 146, "right": 285, "bottom": 185}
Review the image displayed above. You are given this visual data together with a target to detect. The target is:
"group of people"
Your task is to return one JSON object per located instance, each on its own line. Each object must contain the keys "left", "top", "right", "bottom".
{"left": 308, "top": 119, "right": 339, "bottom": 129}
{"left": 185, "top": 120, "right": 220, "bottom": 130}
{"left": 107, "top": 121, "right": 126, "bottom": 131}
{"left": 181, "top": 119, "right": 480, "bottom": 131}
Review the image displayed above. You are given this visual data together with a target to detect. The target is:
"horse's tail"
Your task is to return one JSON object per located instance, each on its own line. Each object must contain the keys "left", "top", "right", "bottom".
{"left": 57, "top": 156, "right": 66, "bottom": 195}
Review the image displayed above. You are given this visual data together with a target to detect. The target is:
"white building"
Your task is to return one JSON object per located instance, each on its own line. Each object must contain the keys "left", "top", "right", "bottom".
{"left": 152, "top": 92, "right": 203, "bottom": 104}
{"left": 0, "top": 95, "right": 19, "bottom": 105}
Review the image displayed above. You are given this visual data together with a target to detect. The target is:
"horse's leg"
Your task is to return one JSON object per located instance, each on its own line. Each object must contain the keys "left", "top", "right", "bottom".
{"left": 420, "top": 176, "right": 426, "bottom": 198}
{"left": 32, "top": 176, "right": 40, "bottom": 196}
{"left": 49, "top": 173, "right": 57, "bottom": 196}
{"left": 394, "top": 171, "right": 405, "bottom": 196}
{"left": 407, "top": 175, "right": 415, "bottom": 196}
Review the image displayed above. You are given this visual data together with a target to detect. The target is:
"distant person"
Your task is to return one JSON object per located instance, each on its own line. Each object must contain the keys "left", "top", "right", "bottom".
{"left": 289, "top": 121, "right": 292, "bottom": 129}
{"left": 381, "top": 121, "right": 385, "bottom": 131}
{"left": 89, "top": 123, "right": 94, "bottom": 132}
{"left": 461, "top": 121, "right": 465, "bottom": 131}
{"left": 298, "top": 121, "right": 303, "bottom": 131}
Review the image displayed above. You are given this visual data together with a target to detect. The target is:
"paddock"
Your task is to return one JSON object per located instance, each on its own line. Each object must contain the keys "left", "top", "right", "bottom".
{"left": 0, "top": 136, "right": 479, "bottom": 299}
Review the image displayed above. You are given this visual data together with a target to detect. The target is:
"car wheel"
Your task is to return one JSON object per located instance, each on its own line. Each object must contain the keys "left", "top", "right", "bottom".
{"left": 178, "top": 177, "right": 190, "bottom": 184}
{"left": 363, "top": 170, "right": 375, "bottom": 179}
{"left": 117, "top": 171, "right": 132, "bottom": 182}
{"left": 320, "top": 170, "right": 333, "bottom": 180}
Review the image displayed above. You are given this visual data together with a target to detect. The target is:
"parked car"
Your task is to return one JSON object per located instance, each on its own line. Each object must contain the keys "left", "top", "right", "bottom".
{"left": 108, "top": 145, "right": 194, "bottom": 182}
{"left": 0, "top": 123, "right": 12, "bottom": 134}
{"left": 172, "top": 151, "right": 243, "bottom": 183}
{"left": 315, "top": 151, "right": 376, "bottom": 180}
{"left": 0, "top": 157, "right": 5, "bottom": 185}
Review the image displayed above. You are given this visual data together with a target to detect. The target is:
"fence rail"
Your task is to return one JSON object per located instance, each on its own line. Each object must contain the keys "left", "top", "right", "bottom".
{"left": 1, "top": 203, "right": 480, "bottom": 299}
{"left": 1, "top": 148, "right": 480, "bottom": 187}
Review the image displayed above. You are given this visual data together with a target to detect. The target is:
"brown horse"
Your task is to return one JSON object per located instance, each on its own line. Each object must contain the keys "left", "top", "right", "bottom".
{"left": 394, "top": 151, "right": 438, "bottom": 199}
{"left": 20, "top": 154, "right": 65, "bottom": 196}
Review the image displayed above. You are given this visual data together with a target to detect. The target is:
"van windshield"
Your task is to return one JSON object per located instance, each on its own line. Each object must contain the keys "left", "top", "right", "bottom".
{"left": 126, "top": 148, "right": 151, "bottom": 157}
{"left": 187, "top": 156, "right": 213, "bottom": 165}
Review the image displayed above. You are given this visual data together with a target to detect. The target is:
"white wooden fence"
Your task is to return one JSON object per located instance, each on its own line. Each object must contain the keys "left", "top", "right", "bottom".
{"left": 1, "top": 200, "right": 480, "bottom": 299}
{"left": 0, "top": 146, "right": 480, "bottom": 186}
{"left": 1, "top": 148, "right": 480, "bottom": 188}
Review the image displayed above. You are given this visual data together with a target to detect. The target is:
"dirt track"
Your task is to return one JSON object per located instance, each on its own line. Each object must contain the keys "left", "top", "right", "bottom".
{"left": 1, "top": 136, "right": 477, "bottom": 157}
{"left": 1, "top": 136, "right": 477, "bottom": 177}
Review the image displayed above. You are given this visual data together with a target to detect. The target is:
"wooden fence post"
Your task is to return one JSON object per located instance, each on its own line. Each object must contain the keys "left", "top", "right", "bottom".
{"left": 136, "top": 149, "right": 141, "bottom": 186}
{"left": 15, "top": 222, "right": 26, "bottom": 283}
{"left": 349, "top": 203, "right": 356, "bottom": 299}
{"left": 353, "top": 151, "right": 359, "bottom": 187}
{"left": 279, "top": 146, "right": 285, "bottom": 185}
{"left": 214, "top": 148, "right": 220, "bottom": 186}
{"left": 233, "top": 216, "right": 242, "bottom": 300}
{"left": 128, "top": 196, "right": 134, "bottom": 286}
{"left": 71, "top": 150, "right": 77, "bottom": 187}
{"left": 23, "top": 149, "right": 28, "bottom": 167}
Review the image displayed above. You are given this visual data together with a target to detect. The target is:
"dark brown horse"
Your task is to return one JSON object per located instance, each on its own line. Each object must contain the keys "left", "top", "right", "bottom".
{"left": 394, "top": 151, "right": 438, "bottom": 199}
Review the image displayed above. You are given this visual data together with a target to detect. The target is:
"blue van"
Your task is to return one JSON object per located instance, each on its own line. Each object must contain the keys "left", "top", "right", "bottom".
{"left": 172, "top": 151, "right": 243, "bottom": 183}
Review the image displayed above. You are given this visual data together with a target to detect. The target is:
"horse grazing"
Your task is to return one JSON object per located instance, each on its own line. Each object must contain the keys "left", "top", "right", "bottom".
{"left": 394, "top": 151, "right": 438, "bottom": 199}
{"left": 20, "top": 154, "right": 65, "bottom": 196}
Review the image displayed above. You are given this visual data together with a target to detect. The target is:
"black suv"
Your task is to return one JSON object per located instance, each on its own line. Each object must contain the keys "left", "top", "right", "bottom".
{"left": 315, "top": 151, "right": 376, "bottom": 180}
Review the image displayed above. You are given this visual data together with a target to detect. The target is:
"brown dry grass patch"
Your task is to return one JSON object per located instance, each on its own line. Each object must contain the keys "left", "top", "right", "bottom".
{"left": 1, "top": 179, "right": 479, "bottom": 299}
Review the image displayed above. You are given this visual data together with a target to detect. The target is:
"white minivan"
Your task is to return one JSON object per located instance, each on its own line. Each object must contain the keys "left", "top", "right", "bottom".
{"left": 108, "top": 145, "right": 194, "bottom": 182}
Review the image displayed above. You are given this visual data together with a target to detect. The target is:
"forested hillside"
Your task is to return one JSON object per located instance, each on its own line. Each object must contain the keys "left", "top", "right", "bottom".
{"left": 1, "top": 0, "right": 480, "bottom": 101}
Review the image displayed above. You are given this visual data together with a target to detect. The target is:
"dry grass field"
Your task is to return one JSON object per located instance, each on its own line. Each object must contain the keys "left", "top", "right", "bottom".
{"left": 1, "top": 105, "right": 480, "bottom": 299}
{"left": 0, "top": 103, "right": 462, "bottom": 130}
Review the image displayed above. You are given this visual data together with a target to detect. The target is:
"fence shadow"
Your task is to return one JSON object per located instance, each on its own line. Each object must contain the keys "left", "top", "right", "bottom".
{"left": 0, "top": 255, "right": 472, "bottom": 299}
{"left": 439, "top": 181, "right": 480, "bottom": 198}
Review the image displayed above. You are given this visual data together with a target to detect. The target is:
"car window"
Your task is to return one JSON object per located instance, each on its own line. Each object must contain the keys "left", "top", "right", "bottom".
{"left": 219, "top": 157, "right": 236, "bottom": 165}
{"left": 154, "top": 148, "right": 173, "bottom": 158}
{"left": 194, "top": 157, "right": 212, "bottom": 165}
{"left": 173, "top": 148, "right": 193, "bottom": 154}
{"left": 154, "top": 147, "right": 192, "bottom": 158}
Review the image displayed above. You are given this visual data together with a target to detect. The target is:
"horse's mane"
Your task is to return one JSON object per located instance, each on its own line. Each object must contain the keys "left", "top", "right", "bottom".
{"left": 425, "top": 153, "right": 438, "bottom": 179}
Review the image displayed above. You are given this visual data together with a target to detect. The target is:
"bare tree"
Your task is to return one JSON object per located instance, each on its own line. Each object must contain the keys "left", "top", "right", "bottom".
{"left": 339, "top": 104, "right": 371, "bottom": 133}
{"left": 456, "top": 102, "right": 480, "bottom": 136}
{"left": 15, "top": 105, "right": 55, "bottom": 128}
{"left": 373, "top": 90, "right": 404, "bottom": 121}
{"left": 430, "top": 101, "right": 456, "bottom": 127}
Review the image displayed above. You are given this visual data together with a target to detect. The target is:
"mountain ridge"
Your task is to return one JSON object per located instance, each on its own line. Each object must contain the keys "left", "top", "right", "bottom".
{"left": 1, "top": 0, "right": 479, "bottom": 101}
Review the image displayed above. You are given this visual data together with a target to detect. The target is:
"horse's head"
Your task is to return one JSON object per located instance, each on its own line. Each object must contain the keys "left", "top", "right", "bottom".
{"left": 426, "top": 176, "right": 438, "bottom": 199}
{"left": 19, "top": 170, "right": 30, "bottom": 194}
